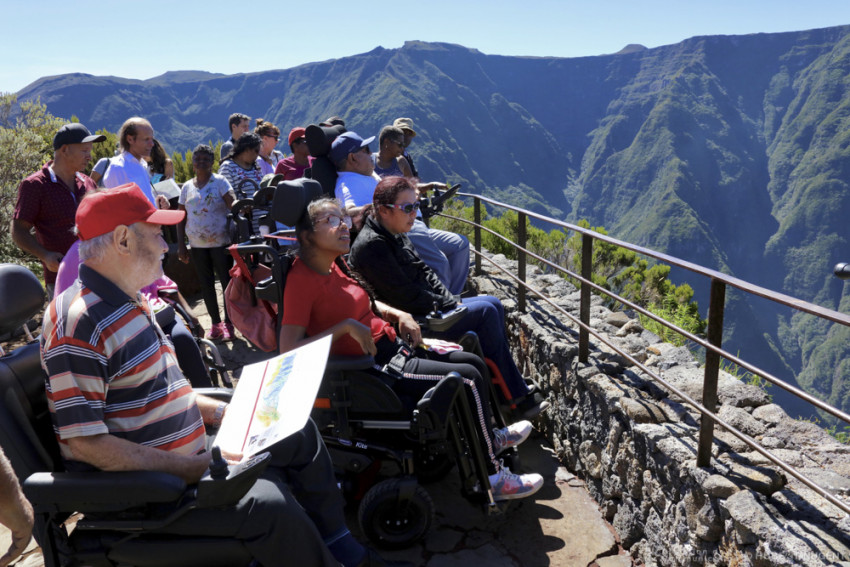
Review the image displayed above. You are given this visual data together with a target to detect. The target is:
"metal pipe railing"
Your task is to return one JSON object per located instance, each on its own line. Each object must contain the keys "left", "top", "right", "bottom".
{"left": 437, "top": 192, "right": 850, "bottom": 515}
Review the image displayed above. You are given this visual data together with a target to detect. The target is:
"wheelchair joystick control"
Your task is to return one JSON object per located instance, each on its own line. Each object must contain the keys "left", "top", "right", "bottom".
{"left": 209, "top": 446, "right": 229, "bottom": 480}
{"left": 429, "top": 302, "right": 442, "bottom": 319}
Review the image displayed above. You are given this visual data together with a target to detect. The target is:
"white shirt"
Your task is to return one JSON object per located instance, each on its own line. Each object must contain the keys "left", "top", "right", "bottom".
{"left": 103, "top": 151, "right": 156, "bottom": 204}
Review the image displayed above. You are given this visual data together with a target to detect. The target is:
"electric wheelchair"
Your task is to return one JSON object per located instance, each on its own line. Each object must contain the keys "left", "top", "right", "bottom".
{"left": 227, "top": 179, "right": 512, "bottom": 548}
{"left": 0, "top": 263, "right": 264, "bottom": 567}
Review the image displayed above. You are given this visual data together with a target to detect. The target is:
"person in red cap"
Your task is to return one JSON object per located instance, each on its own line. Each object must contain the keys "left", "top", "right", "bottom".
{"left": 39, "top": 182, "right": 408, "bottom": 567}
{"left": 274, "top": 126, "right": 314, "bottom": 180}
{"left": 11, "top": 122, "right": 105, "bottom": 298}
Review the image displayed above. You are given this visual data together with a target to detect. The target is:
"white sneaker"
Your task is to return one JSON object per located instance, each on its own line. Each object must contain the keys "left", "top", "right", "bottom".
{"left": 488, "top": 462, "right": 543, "bottom": 501}
{"left": 493, "top": 420, "right": 533, "bottom": 455}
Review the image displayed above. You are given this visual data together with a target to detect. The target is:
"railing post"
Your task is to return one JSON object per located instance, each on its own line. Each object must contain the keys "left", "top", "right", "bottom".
{"left": 473, "top": 198, "right": 482, "bottom": 276}
{"left": 517, "top": 212, "right": 527, "bottom": 312}
{"left": 579, "top": 233, "right": 592, "bottom": 363}
{"left": 697, "top": 278, "right": 726, "bottom": 467}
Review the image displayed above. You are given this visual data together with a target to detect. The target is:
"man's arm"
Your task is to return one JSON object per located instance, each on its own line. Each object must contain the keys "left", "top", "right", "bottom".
{"left": 66, "top": 434, "right": 210, "bottom": 484}
{"left": 0, "top": 447, "right": 33, "bottom": 567}
{"left": 10, "top": 219, "right": 63, "bottom": 272}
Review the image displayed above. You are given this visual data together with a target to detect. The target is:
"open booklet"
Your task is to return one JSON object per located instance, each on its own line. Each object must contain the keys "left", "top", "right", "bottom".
{"left": 213, "top": 334, "right": 332, "bottom": 459}
{"left": 153, "top": 178, "right": 181, "bottom": 200}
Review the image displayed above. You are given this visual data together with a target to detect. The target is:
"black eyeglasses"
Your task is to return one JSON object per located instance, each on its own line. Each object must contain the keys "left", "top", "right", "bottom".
{"left": 293, "top": 138, "right": 307, "bottom": 145}
{"left": 384, "top": 202, "right": 419, "bottom": 214}
{"left": 265, "top": 135, "right": 279, "bottom": 141}
{"left": 315, "top": 214, "right": 352, "bottom": 228}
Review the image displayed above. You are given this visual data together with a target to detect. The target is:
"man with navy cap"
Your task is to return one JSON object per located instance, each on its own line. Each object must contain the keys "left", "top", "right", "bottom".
{"left": 11, "top": 122, "right": 104, "bottom": 297}
{"left": 331, "top": 131, "right": 380, "bottom": 223}
{"left": 331, "top": 130, "right": 470, "bottom": 294}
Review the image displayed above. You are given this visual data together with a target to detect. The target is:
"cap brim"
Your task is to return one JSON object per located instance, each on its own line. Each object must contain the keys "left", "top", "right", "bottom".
{"left": 360, "top": 135, "right": 376, "bottom": 147}
{"left": 82, "top": 134, "right": 107, "bottom": 144}
{"left": 146, "top": 209, "right": 185, "bottom": 226}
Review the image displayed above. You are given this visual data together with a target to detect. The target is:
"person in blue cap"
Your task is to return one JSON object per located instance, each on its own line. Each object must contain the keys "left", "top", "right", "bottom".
{"left": 331, "top": 130, "right": 469, "bottom": 294}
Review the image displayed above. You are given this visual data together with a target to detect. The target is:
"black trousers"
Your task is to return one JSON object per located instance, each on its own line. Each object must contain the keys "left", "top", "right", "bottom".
{"left": 376, "top": 340, "right": 499, "bottom": 472}
{"left": 153, "top": 419, "right": 343, "bottom": 566}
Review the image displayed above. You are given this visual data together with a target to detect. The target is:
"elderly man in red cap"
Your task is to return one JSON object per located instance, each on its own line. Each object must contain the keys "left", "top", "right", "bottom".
{"left": 39, "top": 183, "right": 408, "bottom": 567}
{"left": 275, "top": 126, "right": 313, "bottom": 180}
{"left": 11, "top": 122, "right": 105, "bottom": 298}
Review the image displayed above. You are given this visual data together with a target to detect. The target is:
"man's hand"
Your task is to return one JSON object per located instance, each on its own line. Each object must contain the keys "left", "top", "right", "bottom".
{"left": 0, "top": 501, "right": 33, "bottom": 567}
{"left": 0, "top": 448, "right": 34, "bottom": 567}
{"left": 177, "top": 244, "right": 190, "bottom": 264}
{"left": 42, "top": 251, "right": 64, "bottom": 273}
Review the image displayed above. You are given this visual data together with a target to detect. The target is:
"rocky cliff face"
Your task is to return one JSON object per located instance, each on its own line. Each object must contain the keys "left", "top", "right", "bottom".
{"left": 472, "top": 252, "right": 850, "bottom": 566}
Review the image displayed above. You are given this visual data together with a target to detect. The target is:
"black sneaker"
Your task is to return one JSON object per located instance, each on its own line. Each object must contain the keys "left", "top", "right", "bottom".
{"left": 514, "top": 392, "right": 550, "bottom": 420}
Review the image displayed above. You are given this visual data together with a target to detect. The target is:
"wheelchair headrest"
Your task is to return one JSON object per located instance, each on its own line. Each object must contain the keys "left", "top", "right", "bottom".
{"left": 0, "top": 264, "right": 45, "bottom": 336}
{"left": 306, "top": 124, "right": 346, "bottom": 158}
{"left": 271, "top": 178, "right": 324, "bottom": 227}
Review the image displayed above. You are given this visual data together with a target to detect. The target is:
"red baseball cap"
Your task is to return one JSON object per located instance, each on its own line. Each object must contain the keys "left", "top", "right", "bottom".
{"left": 76, "top": 183, "right": 185, "bottom": 241}
{"left": 288, "top": 127, "right": 306, "bottom": 146}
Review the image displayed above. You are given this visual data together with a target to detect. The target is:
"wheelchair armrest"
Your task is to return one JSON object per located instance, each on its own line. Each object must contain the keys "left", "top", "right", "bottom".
{"left": 194, "top": 387, "right": 234, "bottom": 401}
{"left": 325, "top": 355, "right": 375, "bottom": 372}
{"left": 416, "top": 305, "right": 468, "bottom": 333}
{"left": 24, "top": 471, "right": 187, "bottom": 513}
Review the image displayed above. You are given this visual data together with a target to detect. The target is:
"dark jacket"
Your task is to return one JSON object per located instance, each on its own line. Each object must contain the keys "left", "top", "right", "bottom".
{"left": 349, "top": 216, "right": 456, "bottom": 315}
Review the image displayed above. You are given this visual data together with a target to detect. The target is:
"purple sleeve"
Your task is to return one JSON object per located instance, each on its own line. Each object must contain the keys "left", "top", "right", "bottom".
{"left": 55, "top": 240, "right": 82, "bottom": 295}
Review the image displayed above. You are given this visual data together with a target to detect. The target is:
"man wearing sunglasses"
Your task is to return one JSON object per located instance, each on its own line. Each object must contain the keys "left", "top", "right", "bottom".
{"left": 331, "top": 131, "right": 469, "bottom": 294}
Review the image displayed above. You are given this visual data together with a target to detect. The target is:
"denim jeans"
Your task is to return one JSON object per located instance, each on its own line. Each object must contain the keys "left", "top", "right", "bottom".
{"left": 428, "top": 295, "right": 530, "bottom": 399}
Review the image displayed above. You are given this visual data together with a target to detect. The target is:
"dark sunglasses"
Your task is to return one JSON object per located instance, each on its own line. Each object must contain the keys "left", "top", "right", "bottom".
{"left": 385, "top": 202, "right": 420, "bottom": 214}
{"left": 315, "top": 214, "right": 352, "bottom": 229}
{"left": 292, "top": 138, "right": 307, "bottom": 145}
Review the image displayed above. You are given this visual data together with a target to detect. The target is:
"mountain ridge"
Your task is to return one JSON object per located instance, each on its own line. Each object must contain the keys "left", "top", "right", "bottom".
{"left": 15, "top": 26, "right": 850, "bottom": 421}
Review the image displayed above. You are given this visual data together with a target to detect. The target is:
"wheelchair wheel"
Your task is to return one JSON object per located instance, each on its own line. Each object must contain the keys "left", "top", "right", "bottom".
{"left": 414, "top": 448, "right": 454, "bottom": 483}
{"left": 358, "top": 478, "right": 434, "bottom": 550}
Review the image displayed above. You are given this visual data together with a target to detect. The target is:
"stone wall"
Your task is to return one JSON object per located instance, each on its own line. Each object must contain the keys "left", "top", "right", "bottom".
{"left": 472, "top": 253, "right": 850, "bottom": 567}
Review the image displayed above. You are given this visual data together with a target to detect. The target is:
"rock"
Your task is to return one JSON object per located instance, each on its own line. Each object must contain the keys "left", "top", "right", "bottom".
{"left": 717, "top": 405, "right": 767, "bottom": 437}
{"left": 752, "top": 403, "right": 787, "bottom": 426}
{"left": 701, "top": 474, "right": 739, "bottom": 498}
{"left": 595, "top": 555, "right": 633, "bottom": 567}
{"left": 720, "top": 490, "right": 769, "bottom": 545}
{"left": 616, "top": 319, "right": 644, "bottom": 336}
{"left": 717, "top": 457, "right": 787, "bottom": 496}
{"left": 620, "top": 397, "right": 668, "bottom": 424}
{"left": 606, "top": 311, "right": 631, "bottom": 328}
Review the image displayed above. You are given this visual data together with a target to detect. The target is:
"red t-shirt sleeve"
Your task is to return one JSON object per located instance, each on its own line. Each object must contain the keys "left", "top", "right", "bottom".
{"left": 281, "top": 263, "right": 314, "bottom": 328}
{"left": 13, "top": 177, "right": 43, "bottom": 224}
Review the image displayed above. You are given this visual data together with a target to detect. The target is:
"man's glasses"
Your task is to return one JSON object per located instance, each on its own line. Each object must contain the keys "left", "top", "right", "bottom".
{"left": 293, "top": 138, "right": 307, "bottom": 145}
{"left": 384, "top": 202, "right": 420, "bottom": 214}
{"left": 265, "top": 135, "right": 279, "bottom": 141}
{"left": 315, "top": 214, "right": 352, "bottom": 228}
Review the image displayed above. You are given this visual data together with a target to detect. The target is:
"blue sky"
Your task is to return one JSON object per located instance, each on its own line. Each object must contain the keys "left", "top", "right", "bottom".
{"left": 4, "top": 0, "right": 850, "bottom": 94}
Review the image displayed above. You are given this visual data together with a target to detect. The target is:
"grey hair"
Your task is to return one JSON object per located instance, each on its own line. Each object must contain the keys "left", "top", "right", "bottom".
{"left": 77, "top": 224, "right": 143, "bottom": 263}
{"left": 78, "top": 231, "right": 115, "bottom": 263}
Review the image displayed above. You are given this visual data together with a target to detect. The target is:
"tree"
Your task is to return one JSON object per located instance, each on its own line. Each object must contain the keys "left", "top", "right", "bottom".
{"left": 0, "top": 94, "right": 66, "bottom": 267}
{"left": 86, "top": 127, "right": 119, "bottom": 177}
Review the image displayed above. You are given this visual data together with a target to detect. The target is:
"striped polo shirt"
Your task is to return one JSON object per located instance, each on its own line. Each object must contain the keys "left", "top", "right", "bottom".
{"left": 41, "top": 264, "right": 206, "bottom": 464}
